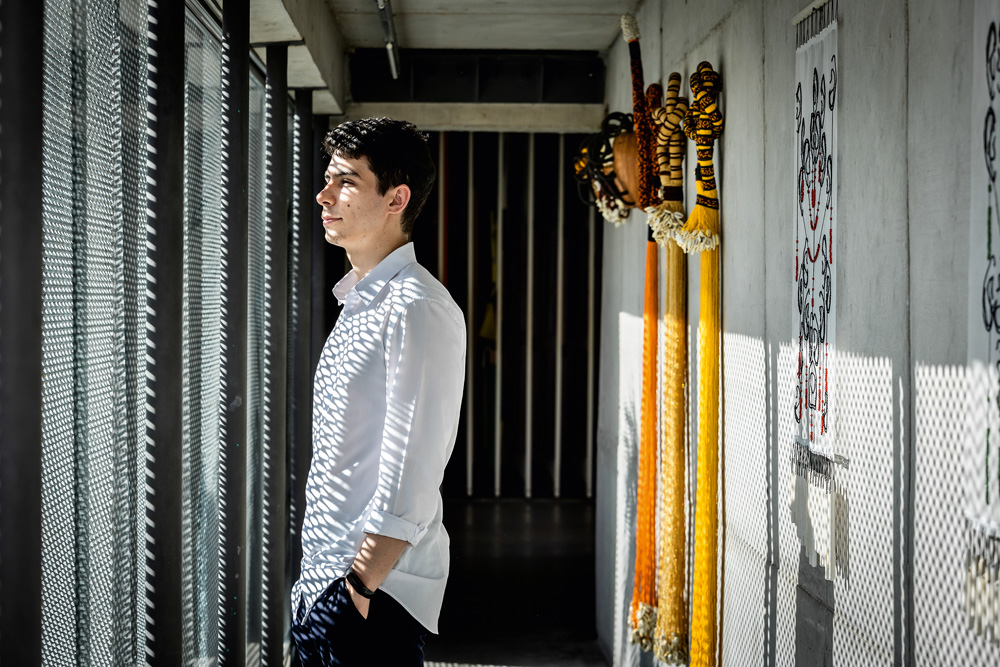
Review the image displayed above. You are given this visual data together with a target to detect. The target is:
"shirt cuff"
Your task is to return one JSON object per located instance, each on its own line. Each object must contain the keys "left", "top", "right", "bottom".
{"left": 364, "top": 510, "right": 428, "bottom": 546}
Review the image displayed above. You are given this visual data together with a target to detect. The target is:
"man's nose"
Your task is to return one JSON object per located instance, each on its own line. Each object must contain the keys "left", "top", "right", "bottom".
{"left": 316, "top": 182, "right": 332, "bottom": 205}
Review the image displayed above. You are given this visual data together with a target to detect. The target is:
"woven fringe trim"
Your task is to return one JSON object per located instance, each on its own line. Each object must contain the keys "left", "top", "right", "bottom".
{"left": 791, "top": 439, "right": 836, "bottom": 485}
{"left": 966, "top": 518, "right": 1000, "bottom": 644}
{"left": 674, "top": 227, "right": 719, "bottom": 253}
{"left": 646, "top": 204, "right": 685, "bottom": 246}
{"left": 654, "top": 631, "right": 688, "bottom": 665}
{"left": 791, "top": 440, "right": 849, "bottom": 581}
{"left": 629, "top": 603, "right": 657, "bottom": 653}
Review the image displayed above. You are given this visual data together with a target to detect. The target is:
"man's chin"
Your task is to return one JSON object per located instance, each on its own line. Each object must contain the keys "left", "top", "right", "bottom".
{"left": 324, "top": 231, "right": 344, "bottom": 247}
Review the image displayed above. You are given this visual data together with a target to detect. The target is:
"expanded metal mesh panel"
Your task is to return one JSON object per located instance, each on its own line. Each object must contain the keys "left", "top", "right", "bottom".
{"left": 182, "top": 9, "right": 225, "bottom": 664}
{"left": 281, "top": 98, "right": 299, "bottom": 661}
{"left": 246, "top": 67, "right": 267, "bottom": 667}
{"left": 40, "top": 0, "right": 147, "bottom": 664}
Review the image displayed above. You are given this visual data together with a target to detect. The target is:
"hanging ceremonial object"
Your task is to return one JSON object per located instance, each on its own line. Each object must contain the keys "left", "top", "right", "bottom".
{"left": 572, "top": 113, "right": 638, "bottom": 225}
{"left": 681, "top": 60, "right": 723, "bottom": 667}
{"left": 621, "top": 11, "right": 660, "bottom": 652}
{"left": 649, "top": 71, "right": 690, "bottom": 665}
{"left": 967, "top": 0, "right": 1000, "bottom": 644}
{"left": 649, "top": 73, "right": 690, "bottom": 245}
{"left": 791, "top": 0, "right": 847, "bottom": 583}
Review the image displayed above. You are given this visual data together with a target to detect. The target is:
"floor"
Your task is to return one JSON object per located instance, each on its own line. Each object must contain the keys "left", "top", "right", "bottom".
{"left": 424, "top": 499, "right": 607, "bottom": 667}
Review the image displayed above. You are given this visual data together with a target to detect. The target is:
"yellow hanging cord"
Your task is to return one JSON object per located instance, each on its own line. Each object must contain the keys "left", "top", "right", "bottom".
{"left": 682, "top": 62, "right": 724, "bottom": 667}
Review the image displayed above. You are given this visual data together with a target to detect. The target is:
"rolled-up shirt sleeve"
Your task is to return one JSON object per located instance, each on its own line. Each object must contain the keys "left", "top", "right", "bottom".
{"left": 363, "top": 297, "right": 466, "bottom": 546}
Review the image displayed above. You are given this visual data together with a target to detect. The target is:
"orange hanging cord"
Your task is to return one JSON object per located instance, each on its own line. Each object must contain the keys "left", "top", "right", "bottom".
{"left": 621, "top": 13, "right": 662, "bottom": 651}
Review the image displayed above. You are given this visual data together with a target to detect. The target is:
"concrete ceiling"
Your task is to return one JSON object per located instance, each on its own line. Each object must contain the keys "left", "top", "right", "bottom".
{"left": 326, "top": 0, "right": 640, "bottom": 51}
{"left": 250, "top": 0, "right": 632, "bottom": 126}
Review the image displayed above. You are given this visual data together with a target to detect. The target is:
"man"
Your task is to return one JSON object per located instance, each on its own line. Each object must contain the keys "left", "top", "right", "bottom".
{"left": 290, "top": 118, "right": 466, "bottom": 666}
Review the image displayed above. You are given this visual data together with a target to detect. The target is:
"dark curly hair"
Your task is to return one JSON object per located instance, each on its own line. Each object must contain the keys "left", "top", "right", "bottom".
{"left": 323, "top": 117, "right": 436, "bottom": 239}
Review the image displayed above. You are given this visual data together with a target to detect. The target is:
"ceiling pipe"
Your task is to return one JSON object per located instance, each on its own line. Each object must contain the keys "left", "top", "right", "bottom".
{"left": 376, "top": 0, "right": 401, "bottom": 79}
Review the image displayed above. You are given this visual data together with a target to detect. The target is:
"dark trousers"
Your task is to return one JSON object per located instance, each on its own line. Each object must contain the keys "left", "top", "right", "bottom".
{"left": 291, "top": 578, "right": 428, "bottom": 666}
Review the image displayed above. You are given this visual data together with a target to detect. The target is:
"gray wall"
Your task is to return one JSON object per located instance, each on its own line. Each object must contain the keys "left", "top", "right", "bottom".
{"left": 594, "top": 0, "right": 1000, "bottom": 664}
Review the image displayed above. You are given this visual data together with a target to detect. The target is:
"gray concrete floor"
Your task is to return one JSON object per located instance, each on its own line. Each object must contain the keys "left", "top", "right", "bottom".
{"left": 424, "top": 499, "right": 607, "bottom": 667}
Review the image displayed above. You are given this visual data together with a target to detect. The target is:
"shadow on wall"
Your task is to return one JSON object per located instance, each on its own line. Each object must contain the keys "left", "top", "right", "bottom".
{"left": 616, "top": 331, "right": 980, "bottom": 666}
{"left": 715, "top": 341, "right": 1000, "bottom": 665}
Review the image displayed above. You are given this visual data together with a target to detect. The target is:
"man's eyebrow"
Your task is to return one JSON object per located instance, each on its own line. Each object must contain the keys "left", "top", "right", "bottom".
{"left": 326, "top": 169, "right": 360, "bottom": 179}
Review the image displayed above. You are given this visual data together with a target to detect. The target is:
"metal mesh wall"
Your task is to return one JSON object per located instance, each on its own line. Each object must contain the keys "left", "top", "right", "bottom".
{"left": 31, "top": 2, "right": 303, "bottom": 663}
{"left": 181, "top": 8, "right": 225, "bottom": 664}
{"left": 39, "top": 0, "right": 148, "bottom": 664}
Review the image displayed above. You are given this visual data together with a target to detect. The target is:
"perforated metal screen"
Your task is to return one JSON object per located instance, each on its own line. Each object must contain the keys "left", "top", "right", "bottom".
{"left": 246, "top": 64, "right": 268, "bottom": 666}
{"left": 39, "top": 0, "right": 148, "bottom": 663}
{"left": 17, "top": 1, "right": 304, "bottom": 664}
{"left": 180, "top": 8, "right": 226, "bottom": 663}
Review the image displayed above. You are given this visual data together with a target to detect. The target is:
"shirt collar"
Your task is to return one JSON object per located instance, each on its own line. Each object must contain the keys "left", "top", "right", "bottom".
{"left": 332, "top": 242, "right": 416, "bottom": 306}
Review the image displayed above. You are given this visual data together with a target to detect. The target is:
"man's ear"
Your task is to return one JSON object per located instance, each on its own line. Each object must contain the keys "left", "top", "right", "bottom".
{"left": 387, "top": 184, "right": 411, "bottom": 216}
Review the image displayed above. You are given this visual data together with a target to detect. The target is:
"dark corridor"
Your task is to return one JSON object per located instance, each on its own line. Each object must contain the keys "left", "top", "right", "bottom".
{"left": 426, "top": 500, "right": 604, "bottom": 667}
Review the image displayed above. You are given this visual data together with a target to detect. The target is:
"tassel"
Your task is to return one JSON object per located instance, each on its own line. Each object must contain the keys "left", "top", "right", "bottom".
{"left": 686, "top": 61, "right": 724, "bottom": 667}
{"left": 629, "top": 235, "right": 659, "bottom": 651}
{"left": 690, "top": 242, "right": 722, "bottom": 667}
{"left": 653, "top": 235, "right": 688, "bottom": 665}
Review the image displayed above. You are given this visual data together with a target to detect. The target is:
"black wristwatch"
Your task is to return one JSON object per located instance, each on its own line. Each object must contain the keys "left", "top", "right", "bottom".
{"left": 345, "top": 568, "right": 376, "bottom": 599}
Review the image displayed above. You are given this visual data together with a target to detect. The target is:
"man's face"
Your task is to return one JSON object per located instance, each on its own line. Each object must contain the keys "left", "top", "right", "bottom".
{"left": 316, "top": 153, "right": 393, "bottom": 250}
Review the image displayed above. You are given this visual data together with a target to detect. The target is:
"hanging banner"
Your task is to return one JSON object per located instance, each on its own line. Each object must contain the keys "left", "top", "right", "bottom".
{"left": 794, "top": 17, "right": 837, "bottom": 461}
{"left": 966, "top": 0, "right": 1000, "bottom": 644}
{"left": 791, "top": 4, "right": 847, "bottom": 581}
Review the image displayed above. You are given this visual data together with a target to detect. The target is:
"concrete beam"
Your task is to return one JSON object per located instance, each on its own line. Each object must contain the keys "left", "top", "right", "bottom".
{"left": 254, "top": 44, "right": 328, "bottom": 89}
{"left": 330, "top": 102, "right": 607, "bottom": 133}
{"left": 251, "top": 0, "right": 345, "bottom": 113}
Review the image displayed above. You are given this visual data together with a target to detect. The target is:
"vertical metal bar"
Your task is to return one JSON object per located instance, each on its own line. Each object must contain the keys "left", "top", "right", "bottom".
{"left": 263, "top": 44, "right": 288, "bottom": 667}
{"left": 524, "top": 134, "right": 534, "bottom": 498}
{"left": 142, "top": 0, "right": 186, "bottom": 661}
{"left": 465, "top": 134, "right": 474, "bottom": 496}
{"left": 585, "top": 206, "right": 596, "bottom": 499}
{"left": 494, "top": 133, "right": 504, "bottom": 498}
{"left": 0, "top": 0, "right": 43, "bottom": 662}
{"left": 437, "top": 132, "right": 446, "bottom": 283}
{"left": 220, "top": 0, "right": 249, "bottom": 663}
{"left": 287, "top": 91, "right": 313, "bottom": 595}
{"left": 553, "top": 134, "right": 565, "bottom": 499}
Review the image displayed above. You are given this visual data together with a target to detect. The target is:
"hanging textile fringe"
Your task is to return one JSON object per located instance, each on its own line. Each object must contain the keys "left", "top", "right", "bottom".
{"left": 789, "top": 441, "right": 849, "bottom": 579}
{"left": 649, "top": 73, "right": 690, "bottom": 245}
{"left": 646, "top": 70, "right": 689, "bottom": 665}
{"left": 622, "top": 12, "right": 659, "bottom": 651}
{"left": 629, "top": 233, "right": 659, "bottom": 651}
{"left": 653, "top": 227, "right": 688, "bottom": 665}
{"left": 683, "top": 61, "right": 724, "bottom": 667}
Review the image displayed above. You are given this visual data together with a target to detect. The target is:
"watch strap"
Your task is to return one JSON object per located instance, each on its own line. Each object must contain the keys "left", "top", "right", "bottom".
{"left": 346, "top": 568, "right": 376, "bottom": 599}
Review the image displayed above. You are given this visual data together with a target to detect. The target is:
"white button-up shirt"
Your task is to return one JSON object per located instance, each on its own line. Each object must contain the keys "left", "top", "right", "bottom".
{"left": 291, "top": 242, "right": 466, "bottom": 634}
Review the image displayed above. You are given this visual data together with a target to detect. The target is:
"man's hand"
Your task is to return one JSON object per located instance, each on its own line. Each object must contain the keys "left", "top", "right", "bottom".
{"left": 345, "top": 578, "right": 371, "bottom": 619}
{"left": 347, "top": 532, "right": 409, "bottom": 621}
